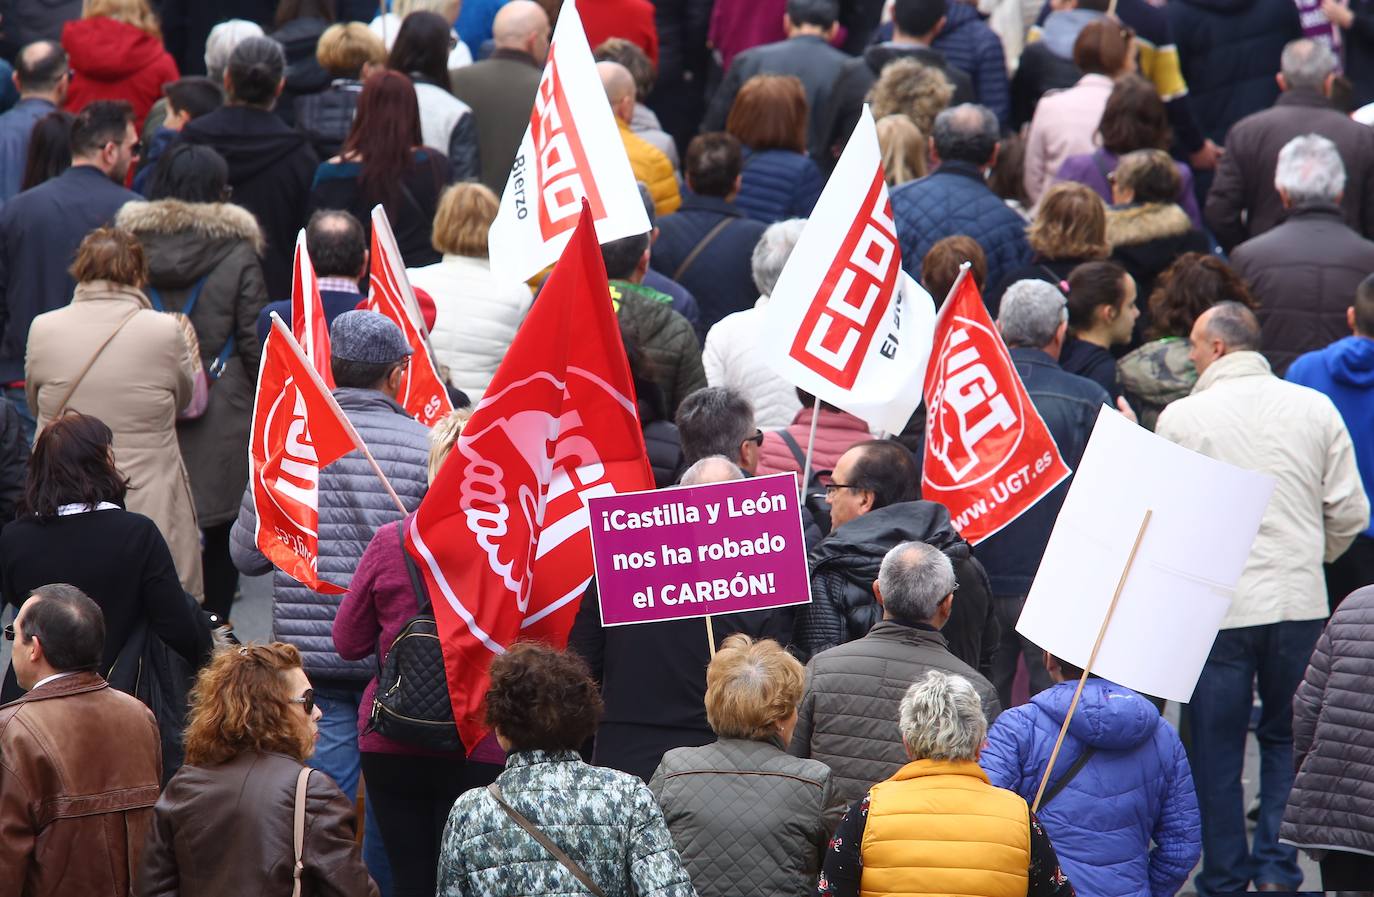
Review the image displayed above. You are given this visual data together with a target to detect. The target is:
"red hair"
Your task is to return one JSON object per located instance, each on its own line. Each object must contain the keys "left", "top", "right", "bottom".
{"left": 343, "top": 69, "right": 425, "bottom": 207}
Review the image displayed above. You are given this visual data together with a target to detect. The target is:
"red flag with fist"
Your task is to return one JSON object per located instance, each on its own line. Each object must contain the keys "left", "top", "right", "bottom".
{"left": 408, "top": 203, "right": 653, "bottom": 751}
{"left": 921, "top": 272, "right": 1070, "bottom": 544}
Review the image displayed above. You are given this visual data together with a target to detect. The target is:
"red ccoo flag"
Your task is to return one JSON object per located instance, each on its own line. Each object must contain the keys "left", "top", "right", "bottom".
{"left": 407, "top": 203, "right": 653, "bottom": 751}
{"left": 367, "top": 205, "right": 454, "bottom": 427}
{"left": 921, "top": 269, "right": 1071, "bottom": 544}
{"left": 249, "top": 315, "right": 359, "bottom": 593}
{"left": 292, "top": 231, "right": 335, "bottom": 389}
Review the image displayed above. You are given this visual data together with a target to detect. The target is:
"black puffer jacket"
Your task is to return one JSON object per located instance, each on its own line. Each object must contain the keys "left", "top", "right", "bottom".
{"left": 791, "top": 500, "right": 998, "bottom": 674}
{"left": 294, "top": 80, "right": 362, "bottom": 160}
{"left": 1281, "top": 584, "right": 1374, "bottom": 856}
{"left": 612, "top": 281, "right": 706, "bottom": 415}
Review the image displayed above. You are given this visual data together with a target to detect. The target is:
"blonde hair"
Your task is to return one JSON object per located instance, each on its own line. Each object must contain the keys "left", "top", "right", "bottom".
{"left": 1028, "top": 182, "right": 1109, "bottom": 260}
{"left": 877, "top": 114, "right": 926, "bottom": 186}
{"left": 432, "top": 183, "right": 500, "bottom": 257}
{"left": 83, "top": 0, "right": 161, "bottom": 39}
{"left": 395, "top": 0, "right": 461, "bottom": 18}
{"left": 428, "top": 407, "right": 472, "bottom": 482}
{"left": 317, "top": 22, "right": 387, "bottom": 77}
{"left": 183, "top": 643, "right": 314, "bottom": 766}
{"left": 867, "top": 57, "right": 953, "bottom": 138}
{"left": 704, "top": 634, "right": 804, "bottom": 741}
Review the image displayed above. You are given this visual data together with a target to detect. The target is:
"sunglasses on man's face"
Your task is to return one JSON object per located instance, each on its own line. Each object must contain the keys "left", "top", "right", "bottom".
{"left": 3, "top": 623, "right": 13, "bottom": 641}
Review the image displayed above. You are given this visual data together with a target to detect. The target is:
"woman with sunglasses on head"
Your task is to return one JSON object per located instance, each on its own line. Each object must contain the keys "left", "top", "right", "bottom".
{"left": 137, "top": 642, "right": 379, "bottom": 897}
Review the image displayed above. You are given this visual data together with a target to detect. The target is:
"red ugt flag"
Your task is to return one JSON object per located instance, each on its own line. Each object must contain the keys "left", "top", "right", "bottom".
{"left": 367, "top": 205, "right": 454, "bottom": 427}
{"left": 922, "top": 271, "right": 1070, "bottom": 544}
{"left": 292, "top": 231, "right": 335, "bottom": 389}
{"left": 249, "top": 316, "right": 359, "bottom": 593}
{"left": 408, "top": 204, "right": 653, "bottom": 750}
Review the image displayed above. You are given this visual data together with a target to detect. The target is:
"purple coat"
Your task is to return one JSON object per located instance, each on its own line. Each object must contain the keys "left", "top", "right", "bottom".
{"left": 1055, "top": 148, "right": 1204, "bottom": 231}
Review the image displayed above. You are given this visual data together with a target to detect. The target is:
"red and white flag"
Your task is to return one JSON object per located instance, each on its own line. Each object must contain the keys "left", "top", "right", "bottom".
{"left": 249, "top": 315, "right": 359, "bottom": 594}
{"left": 367, "top": 205, "right": 454, "bottom": 427}
{"left": 922, "top": 271, "right": 1071, "bottom": 543}
{"left": 291, "top": 231, "right": 335, "bottom": 389}
{"left": 760, "top": 107, "right": 936, "bottom": 434}
{"left": 408, "top": 204, "right": 653, "bottom": 750}
{"left": 486, "top": 0, "right": 650, "bottom": 284}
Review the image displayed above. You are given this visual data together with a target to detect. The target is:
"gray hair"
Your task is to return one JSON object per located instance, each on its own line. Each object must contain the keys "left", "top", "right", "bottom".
{"left": 899, "top": 670, "right": 987, "bottom": 761}
{"left": 877, "top": 541, "right": 957, "bottom": 625}
{"left": 931, "top": 103, "right": 998, "bottom": 166}
{"left": 998, "top": 279, "right": 1067, "bottom": 348}
{"left": 680, "top": 456, "right": 745, "bottom": 485}
{"left": 751, "top": 218, "right": 806, "bottom": 297}
{"left": 675, "top": 387, "right": 756, "bottom": 466}
{"left": 1280, "top": 38, "right": 1337, "bottom": 92}
{"left": 1275, "top": 133, "right": 1346, "bottom": 206}
{"left": 1200, "top": 300, "right": 1261, "bottom": 352}
{"left": 204, "top": 19, "right": 264, "bottom": 83}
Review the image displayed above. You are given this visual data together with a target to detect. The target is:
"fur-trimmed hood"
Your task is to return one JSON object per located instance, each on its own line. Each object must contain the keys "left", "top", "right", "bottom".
{"left": 1106, "top": 202, "right": 1192, "bottom": 249}
{"left": 117, "top": 199, "right": 264, "bottom": 255}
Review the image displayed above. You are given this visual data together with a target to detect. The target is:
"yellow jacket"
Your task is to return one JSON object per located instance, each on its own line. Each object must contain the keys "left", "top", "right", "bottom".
{"left": 861, "top": 758, "right": 1030, "bottom": 897}
{"left": 618, "top": 119, "right": 680, "bottom": 217}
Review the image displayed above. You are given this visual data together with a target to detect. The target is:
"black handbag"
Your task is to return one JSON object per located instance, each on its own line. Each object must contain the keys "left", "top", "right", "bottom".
{"left": 366, "top": 523, "right": 463, "bottom": 752}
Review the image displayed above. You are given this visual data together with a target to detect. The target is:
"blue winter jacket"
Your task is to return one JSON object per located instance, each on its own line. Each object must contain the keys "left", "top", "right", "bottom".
{"left": 734, "top": 148, "right": 823, "bottom": 225}
{"left": 1287, "top": 336, "right": 1374, "bottom": 538}
{"left": 890, "top": 161, "right": 1031, "bottom": 293}
{"left": 980, "top": 680, "right": 1202, "bottom": 897}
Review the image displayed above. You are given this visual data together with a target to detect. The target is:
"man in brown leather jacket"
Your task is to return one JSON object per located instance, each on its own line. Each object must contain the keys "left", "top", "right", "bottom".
{"left": 0, "top": 583, "right": 161, "bottom": 897}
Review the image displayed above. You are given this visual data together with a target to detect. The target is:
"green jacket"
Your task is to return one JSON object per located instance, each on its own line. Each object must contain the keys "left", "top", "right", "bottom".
{"left": 611, "top": 280, "right": 706, "bottom": 414}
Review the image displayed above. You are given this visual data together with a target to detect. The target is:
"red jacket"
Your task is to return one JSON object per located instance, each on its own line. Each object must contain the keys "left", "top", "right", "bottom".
{"left": 756, "top": 405, "right": 872, "bottom": 478}
{"left": 63, "top": 17, "right": 179, "bottom": 131}
{"left": 580, "top": 0, "right": 659, "bottom": 65}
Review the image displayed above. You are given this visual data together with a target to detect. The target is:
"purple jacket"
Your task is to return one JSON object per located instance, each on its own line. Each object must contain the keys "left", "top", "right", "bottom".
{"left": 1055, "top": 148, "right": 1204, "bottom": 231}
{"left": 334, "top": 516, "right": 504, "bottom": 762}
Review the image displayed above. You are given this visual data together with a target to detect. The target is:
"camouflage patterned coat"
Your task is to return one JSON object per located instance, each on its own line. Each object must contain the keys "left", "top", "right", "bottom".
{"left": 1116, "top": 337, "right": 1196, "bottom": 431}
{"left": 437, "top": 750, "right": 696, "bottom": 897}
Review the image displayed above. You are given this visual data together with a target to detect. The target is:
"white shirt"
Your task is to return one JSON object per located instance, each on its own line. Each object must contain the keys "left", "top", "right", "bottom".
{"left": 32, "top": 671, "right": 78, "bottom": 690}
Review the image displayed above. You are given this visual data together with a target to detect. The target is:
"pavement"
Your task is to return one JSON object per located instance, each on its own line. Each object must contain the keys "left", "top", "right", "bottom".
{"left": 0, "top": 579, "right": 1327, "bottom": 891}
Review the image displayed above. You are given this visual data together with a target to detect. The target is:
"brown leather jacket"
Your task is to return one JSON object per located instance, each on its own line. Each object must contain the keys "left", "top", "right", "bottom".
{"left": 0, "top": 671, "right": 162, "bottom": 897}
{"left": 137, "top": 751, "right": 378, "bottom": 897}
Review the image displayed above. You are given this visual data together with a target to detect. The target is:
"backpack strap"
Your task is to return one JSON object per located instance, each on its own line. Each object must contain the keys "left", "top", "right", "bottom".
{"left": 487, "top": 783, "right": 608, "bottom": 897}
{"left": 672, "top": 217, "right": 733, "bottom": 282}
{"left": 149, "top": 276, "right": 235, "bottom": 380}
{"left": 291, "top": 767, "right": 312, "bottom": 897}
{"left": 1039, "top": 746, "right": 1096, "bottom": 809}
{"left": 777, "top": 429, "right": 808, "bottom": 471}
{"left": 145, "top": 285, "right": 166, "bottom": 313}
{"left": 179, "top": 276, "right": 209, "bottom": 317}
{"left": 397, "top": 518, "right": 432, "bottom": 615}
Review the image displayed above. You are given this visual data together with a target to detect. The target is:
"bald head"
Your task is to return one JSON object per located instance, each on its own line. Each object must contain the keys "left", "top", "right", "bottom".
{"left": 598, "top": 60, "right": 636, "bottom": 121}
{"left": 493, "top": 0, "right": 551, "bottom": 62}
{"left": 1188, "top": 300, "right": 1261, "bottom": 375}
{"left": 679, "top": 456, "right": 745, "bottom": 486}
{"left": 16, "top": 40, "right": 67, "bottom": 98}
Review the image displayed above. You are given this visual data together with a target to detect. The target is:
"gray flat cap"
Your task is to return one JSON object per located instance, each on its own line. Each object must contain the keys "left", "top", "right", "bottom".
{"left": 330, "top": 310, "right": 412, "bottom": 365}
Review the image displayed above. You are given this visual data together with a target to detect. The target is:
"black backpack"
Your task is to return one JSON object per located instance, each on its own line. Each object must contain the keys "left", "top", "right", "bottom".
{"left": 366, "top": 524, "right": 463, "bottom": 752}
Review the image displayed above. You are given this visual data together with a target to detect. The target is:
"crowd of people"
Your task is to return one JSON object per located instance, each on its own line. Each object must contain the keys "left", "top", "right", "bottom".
{"left": 1, "top": 0, "right": 1374, "bottom": 895}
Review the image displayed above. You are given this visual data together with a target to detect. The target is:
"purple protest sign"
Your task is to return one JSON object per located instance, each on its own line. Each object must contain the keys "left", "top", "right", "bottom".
{"left": 588, "top": 472, "right": 812, "bottom": 626}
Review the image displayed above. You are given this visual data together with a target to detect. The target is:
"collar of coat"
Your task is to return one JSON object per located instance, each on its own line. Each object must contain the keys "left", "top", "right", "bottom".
{"left": 1274, "top": 88, "right": 1334, "bottom": 111}
{"left": 72, "top": 280, "right": 152, "bottom": 308}
{"left": 931, "top": 160, "right": 988, "bottom": 186}
{"left": 0, "top": 670, "right": 107, "bottom": 710}
{"left": 504, "top": 748, "right": 582, "bottom": 770}
{"left": 1193, "top": 350, "right": 1272, "bottom": 394}
{"left": 331, "top": 386, "right": 412, "bottom": 417}
{"left": 1105, "top": 202, "right": 1191, "bottom": 247}
{"left": 116, "top": 199, "right": 265, "bottom": 255}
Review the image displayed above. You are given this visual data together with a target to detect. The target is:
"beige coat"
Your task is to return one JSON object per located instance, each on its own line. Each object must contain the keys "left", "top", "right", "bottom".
{"left": 1156, "top": 351, "right": 1369, "bottom": 628}
{"left": 25, "top": 280, "right": 203, "bottom": 599}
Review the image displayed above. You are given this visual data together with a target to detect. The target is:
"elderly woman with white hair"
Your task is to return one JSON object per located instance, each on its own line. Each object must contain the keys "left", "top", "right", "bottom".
{"left": 818, "top": 670, "right": 1077, "bottom": 897}
{"left": 651, "top": 634, "right": 841, "bottom": 897}
{"left": 702, "top": 218, "right": 808, "bottom": 428}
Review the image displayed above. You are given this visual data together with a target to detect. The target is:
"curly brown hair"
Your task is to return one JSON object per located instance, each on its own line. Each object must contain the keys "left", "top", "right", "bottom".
{"left": 867, "top": 57, "right": 954, "bottom": 139}
{"left": 1148, "top": 253, "right": 1257, "bottom": 339}
{"left": 485, "top": 642, "right": 602, "bottom": 752}
{"left": 1028, "top": 183, "right": 1109, "bottom": 260}
{"left": 183, "top": 643, "right": 314, "bottom": 767}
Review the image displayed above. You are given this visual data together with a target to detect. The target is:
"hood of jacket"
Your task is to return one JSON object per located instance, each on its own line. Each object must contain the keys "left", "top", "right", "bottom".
{"left": 118, "top": 199, "right": 264, "bottom": 256}
{"left": 182, "top": 106, "right": 312, "bottom": 184}
{"left": 1321, "top": 335, "right": 1374, "bottom": 388}
{"left": 863, "top": 42, "right": 950, "bottom": 78}
{"left": 1117, "top": 338, "right": 1195, "bottom": 405}
{"left": 813, "top": 500, "right": 972, "bottom": 568}
{"left": 62, "top": 16, "right": 166, "bottom": 79}
{"left": 1039, "top": 9, "right": 1105, "bottom": 59}
{"left": 1031, "top": 679, "right": 1159, "bottom": 750}
{"left": 1106, "top": 202, "right": 1192, "bottom": 248}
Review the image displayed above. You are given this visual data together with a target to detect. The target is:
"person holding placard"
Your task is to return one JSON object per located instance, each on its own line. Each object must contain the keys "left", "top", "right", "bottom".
{"left": 980, "top": 654, "right": 1201, "bottom": 897}
{"left": 1156, "top": 301, "right": 1369, "bottom": 896}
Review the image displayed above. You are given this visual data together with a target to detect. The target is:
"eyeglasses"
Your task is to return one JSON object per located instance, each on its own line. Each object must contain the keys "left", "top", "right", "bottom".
{"left": 824, "top": 482, "right": 861, "bottom": 498}
{"left": 743, "top": 429, "right": 764, "bottom": 447}
{"left": 289, "top": 688, "right": 315, "bottom": 715}
{"left": 3, "top": 623, "right": 13, "bottom": 641}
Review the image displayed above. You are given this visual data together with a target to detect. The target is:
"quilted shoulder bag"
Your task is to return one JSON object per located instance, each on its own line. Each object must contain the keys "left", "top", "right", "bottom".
{"left": 366, "top": 522, "right": 463, "bottom": 751}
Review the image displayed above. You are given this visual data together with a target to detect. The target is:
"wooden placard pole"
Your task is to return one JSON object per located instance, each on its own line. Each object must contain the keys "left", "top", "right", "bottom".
{"left": 1030, "top": 508, "right": 1153, "bottom": 813}
{"left": 705, "top": 615, "right": 716, "bottom": 657}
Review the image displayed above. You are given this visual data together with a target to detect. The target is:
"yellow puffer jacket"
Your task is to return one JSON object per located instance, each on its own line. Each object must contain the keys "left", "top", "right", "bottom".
{"left": 861, "top": 758, "right": 1030, "bottom": 897}
{"left": 618, "top": 119, "right": 680, "bottom": 216}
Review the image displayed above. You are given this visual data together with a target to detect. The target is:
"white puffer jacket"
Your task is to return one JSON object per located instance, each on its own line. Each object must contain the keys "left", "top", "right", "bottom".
{"left": 408, "top": 254, "right": 533, "bottom": 403}
{"left": 702, "top": 296, "right": 802, "bottom": 430}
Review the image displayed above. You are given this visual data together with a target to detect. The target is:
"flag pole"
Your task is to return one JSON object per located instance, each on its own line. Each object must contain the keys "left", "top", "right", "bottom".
{"left": 269, "top": 312, "right": 410, "bottom": 516}
{"left": 799, "top": 395, "right": 822, "bottom": 496}
{"left": 1030, "top": 508, "right": 1152, "bottom": 812}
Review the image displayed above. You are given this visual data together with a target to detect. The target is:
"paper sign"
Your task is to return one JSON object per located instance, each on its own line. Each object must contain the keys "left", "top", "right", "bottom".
{"left": 1016, "top": 407, "right": 1276, "bottom": 702}
{"left": 588, "top": 473, "right": 812, "bottom": 626}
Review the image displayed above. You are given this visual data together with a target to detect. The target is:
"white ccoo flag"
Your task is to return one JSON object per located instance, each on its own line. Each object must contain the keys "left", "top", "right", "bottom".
{"left": 760, "top": 106, "right": 936, "bottom": 434}
{"left": 487, "top": 0, "right": 650, "bottom": 283}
